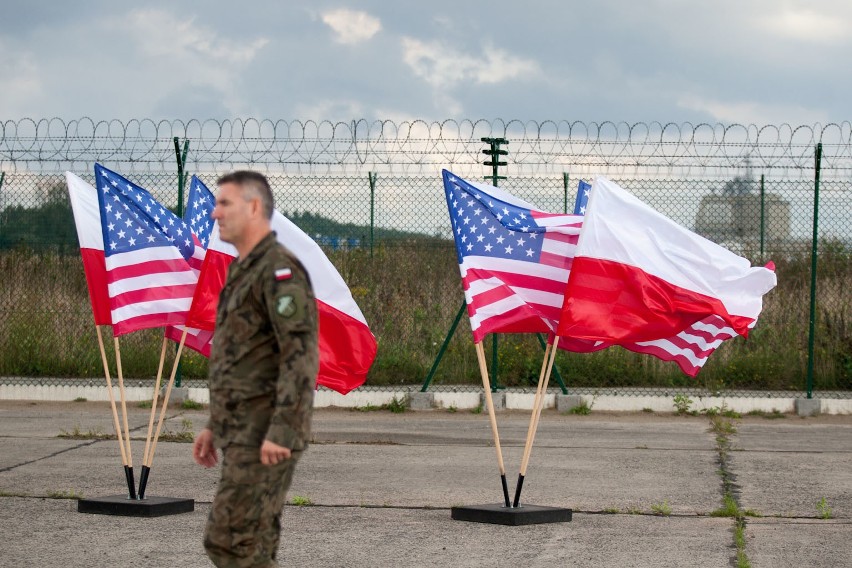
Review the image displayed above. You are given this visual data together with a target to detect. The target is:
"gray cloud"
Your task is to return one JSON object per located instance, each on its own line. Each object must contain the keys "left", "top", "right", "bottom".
{"left": 0, "top": 0, "right": 847, "bottom": 124}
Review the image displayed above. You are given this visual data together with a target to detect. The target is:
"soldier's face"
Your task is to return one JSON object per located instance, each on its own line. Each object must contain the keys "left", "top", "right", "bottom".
{"left": 213, "top": 182, "right": 258, "bottom": 245}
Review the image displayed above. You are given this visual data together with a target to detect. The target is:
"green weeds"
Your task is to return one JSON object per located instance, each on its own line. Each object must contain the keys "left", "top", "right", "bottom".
{"left": 58, "top": 425, "right": 111, "bottom": 440}
{"left": 566, "top": 401, "right": 592, "bottom": 415}
{"left": 651, "top": 500, "right": 672, "bottom": 516}
{"left": 180, "top": 399, "right": 204, "bottom": 410}
{"left": 673, "top": 394, "right": 693, "bottom": 415}
{"left": 746, "top": 409, "right": 785, "bottom": 419}
{"left": 816, "top": 497, "right": 833, "bottom": 519}
{"left": 0, "top": 489, "right": 30, "bottom": 497}
{"left": 2, "top": 247, "right": 850, "bottom": 391}
{"left": 290, "top": 495, "right": 313, "bottom": 506}
{"left": 354, "top": 396, "right": 407, "bottom": 413}
{"left": 158, "top": 418, "right": 194, "bottom": 443}
{"left": 46, "top": 490, "right": 82, "bottom": 500}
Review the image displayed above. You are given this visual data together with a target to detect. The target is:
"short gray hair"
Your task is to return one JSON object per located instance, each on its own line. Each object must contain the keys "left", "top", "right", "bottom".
{"left": 217, "top": 171, "right": 274, "bottom": 219}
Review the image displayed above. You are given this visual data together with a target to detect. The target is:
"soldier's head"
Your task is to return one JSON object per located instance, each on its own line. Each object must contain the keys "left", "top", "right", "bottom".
{"left": 213, "top": 171, "right": 274, "bottom": 254}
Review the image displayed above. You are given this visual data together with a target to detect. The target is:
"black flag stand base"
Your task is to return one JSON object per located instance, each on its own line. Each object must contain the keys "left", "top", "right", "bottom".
{"left": 78, "top": 495, "right": 194, "bottom": 517}
{"left": 451, "top": 503, "right": 572, "bottom": 526}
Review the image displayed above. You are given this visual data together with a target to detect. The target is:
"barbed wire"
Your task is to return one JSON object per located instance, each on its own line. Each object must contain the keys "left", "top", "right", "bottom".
{"left": 2, "top": 118, "right": 852, "bottom": 177}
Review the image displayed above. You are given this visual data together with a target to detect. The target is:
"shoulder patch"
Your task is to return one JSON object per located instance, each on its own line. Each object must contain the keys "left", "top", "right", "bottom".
{"left": 275, "top": 268, "right": 293, "bottom": 281}
{"left": 277, "top": 295, "right": 297, "bottom": 317}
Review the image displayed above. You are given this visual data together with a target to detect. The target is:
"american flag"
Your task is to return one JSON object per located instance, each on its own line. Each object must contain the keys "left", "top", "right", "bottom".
{"left": 95, "top": 164, "right": 197, "bottom": 336}
{"left": 183, "top": 175, "right": 214, "bottom": 274}
{"left": 573, "top": 180, "right": 591, "bottom": 215}
{"left": 186, "top": 176, "right": 215, "bottom": 247}
{"left": 442, "top": 170, "right": 602, "bottom": 351}
{"left": 165, "top": 175, "right": 217, "bottom": 356}
{"left": 622, "top": 315, "right": 744, "bottom": 376}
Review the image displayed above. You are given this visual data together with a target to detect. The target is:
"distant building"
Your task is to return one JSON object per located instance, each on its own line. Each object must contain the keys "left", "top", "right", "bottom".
{"left": 695, "top": 176, "right": 790, "bottom": 244}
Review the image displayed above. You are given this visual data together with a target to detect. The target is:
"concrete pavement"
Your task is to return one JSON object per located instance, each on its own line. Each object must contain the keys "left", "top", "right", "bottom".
{"left": 0, "top": 401, "right": 849, "bottom": 567}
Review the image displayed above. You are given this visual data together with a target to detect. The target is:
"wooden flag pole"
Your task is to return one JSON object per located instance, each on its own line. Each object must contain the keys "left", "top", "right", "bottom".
{"left": 111, "top": 335, "right": 137, "bottom": 499}
{"left": 95, "top": 326, "right": 133, "bottom": 497}
{"left": 138, "top": 336, "right": 169, "bottom": 497}
{"left": 474, "top": 341, "right": 511, "bottom": 508}
{"left": 139, "top": 329, "right": 188, "bottom": 499}
{"left": 513, "top": 336, "right": 560, "bottom": 507}
{"left": 513, "top": 340, "right": 552, "bottom": 506}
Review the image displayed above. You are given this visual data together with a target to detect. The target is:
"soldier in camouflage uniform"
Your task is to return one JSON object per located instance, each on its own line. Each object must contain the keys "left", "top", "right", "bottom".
{"left": 193, "top": 171, "right": 318, "bottom": 568}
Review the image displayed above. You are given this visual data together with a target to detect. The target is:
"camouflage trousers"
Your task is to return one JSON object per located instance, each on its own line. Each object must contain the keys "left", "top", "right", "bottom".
{"left": 204, "top": 445, "right": 301, "bottom": 567}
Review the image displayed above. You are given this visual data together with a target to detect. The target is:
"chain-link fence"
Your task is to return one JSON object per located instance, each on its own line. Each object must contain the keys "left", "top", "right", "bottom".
{"left": 1, "top": 119, "right": 850, "bottom": 398}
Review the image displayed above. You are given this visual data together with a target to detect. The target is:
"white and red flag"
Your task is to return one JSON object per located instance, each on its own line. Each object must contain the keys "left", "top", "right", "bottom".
{"left": 443, "top": 171, "right": 775, "bottom": 376}
{"left": 186, "top": 210, "right": 377, "bottom": 394}
{"left": 66, "top": 172, "right": 111, "bottom": 325}
{"left": 557, "top": 177, "right": 777, "bottom": 351}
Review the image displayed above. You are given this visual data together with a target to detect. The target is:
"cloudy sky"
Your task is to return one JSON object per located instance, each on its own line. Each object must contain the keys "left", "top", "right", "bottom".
{"left": 2, "top": 1, "right": 850, "bottom": 125}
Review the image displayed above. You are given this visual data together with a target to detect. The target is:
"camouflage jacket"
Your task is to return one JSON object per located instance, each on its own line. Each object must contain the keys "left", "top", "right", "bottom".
{"left": 206, "top": 231, "right": 318, "bottom": 451}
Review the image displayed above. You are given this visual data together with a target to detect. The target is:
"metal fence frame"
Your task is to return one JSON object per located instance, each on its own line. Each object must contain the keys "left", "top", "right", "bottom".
{"left": 1, "top": 119, "right": 850, "bottom": 398}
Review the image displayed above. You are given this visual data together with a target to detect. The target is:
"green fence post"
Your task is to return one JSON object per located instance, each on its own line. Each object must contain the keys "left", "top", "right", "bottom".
{"left": 563, "top": 172, "right": 569, "bottom": 214}
{"left": 482, "top": 138, "right": 509, "bottom": 391}
{"left": 420, "top": 300, "right": 467, "bottom": 392}
{"left": 806, "top": 143, "right": 822, "bottom": 399}
{"left": 368, "top": 172, "right": 376, "bottom": 258}
{"left": 535, "top": 334, "right": 568, "bottom": 394}
{"left": 173, "top": 137, "right": 190, "bottom": 388}
{"left": 759, "top": 174, "right": 765, "bottom": 263}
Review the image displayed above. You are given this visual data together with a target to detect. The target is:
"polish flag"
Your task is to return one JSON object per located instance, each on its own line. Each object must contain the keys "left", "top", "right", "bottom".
{"left": 66, "top": 172, "right": 111, "bottom": 325}
{"left": 186, "top": 213, "right": 377, "bottom": 394}
{"left": 557, "top": 177, "right": 777, "bottom": 343}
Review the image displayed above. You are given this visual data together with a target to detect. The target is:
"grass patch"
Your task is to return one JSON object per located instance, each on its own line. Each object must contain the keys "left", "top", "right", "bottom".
{"left": 710, "top": 495, "right": 740, "bottom": 518}
{"left": 673, "top": 394, "right": 693, "bottom": 415}
{"left": 641, "top": 407, "right": 654, "bottom": 413}
{"left": 0, "top": 489, "right": 30, "bottom": 497}
{"left": 746, "top": 409, "right": 785, "bottom": 419}
{"left": 602, "top": 507, "right": 620, "bottom": 514}
{"left": 384, "top": 396, "right": 407, "bottom": 413}
{"left": 180, "top": 399, "right": 204, "bottom": 410}
{"left": 290, "top": 495, "right": 313, "bottom": 506}
{"left": 565, "top": 402, "right": 592, "bottom": 416}
{"left": 3, "top": 246, "right": 850, "bottom": 392}
{"left": 816, "top": 497, "right": 833, "bottom": 519}
{"left": 626, "top": 506, "right": 643, "bottom": 515}
{"left": 470, "top": 404, "right": 483, "bottom": 415}
{"left": 73, "top": 397, "right": 87, "bottom": 402}
{"left": 734, "top": 520, "right": 751, "bottom": 568}
{"left": 137, "top": 400, "right": 153, "bottom": 409}
{"left": 158, "top": 418, "right": 194, "bottom": 443}
{"left": 58, "top": 425, "right": 111, "bottom": 440}
{"left": 446, "top": 404, "right": 457, "bottom": 413}
{"left": 46, "top": 490, "right": 82, "bottom": 500}
{"left": 354, "top": 396, "right": 407, "bottom": 413}
{"left": 710, "top": 410, "right": 753, "bottom": 567}
{"left": 710, "top": 415, "right": 738, "bottom": 436}
{"left": 651, "top": 500, "right": 672, "bottom": 516}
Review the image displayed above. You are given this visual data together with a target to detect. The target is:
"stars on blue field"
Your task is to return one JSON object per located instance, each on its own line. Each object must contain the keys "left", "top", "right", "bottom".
{"left": 443, "top": 174, "right": 546, "bottom": 265}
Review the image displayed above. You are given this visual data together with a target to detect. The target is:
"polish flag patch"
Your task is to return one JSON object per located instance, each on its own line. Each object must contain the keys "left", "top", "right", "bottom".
{"left": 275, "top": 268, "right": 293, "bottom": 281}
